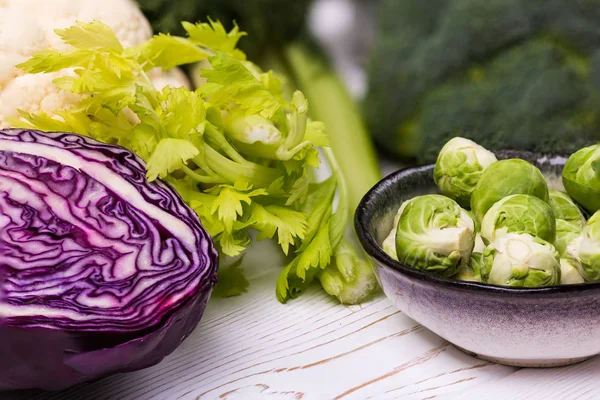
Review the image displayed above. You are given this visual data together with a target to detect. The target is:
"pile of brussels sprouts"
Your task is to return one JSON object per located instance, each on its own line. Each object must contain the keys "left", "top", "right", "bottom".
{"left": 381, "top": 137, "right": 600, "bottom": 288}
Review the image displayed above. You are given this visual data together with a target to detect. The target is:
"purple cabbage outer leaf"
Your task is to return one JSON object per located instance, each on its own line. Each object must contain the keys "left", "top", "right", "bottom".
{"left": 0, "top": 128, "right": 218, "bottom": 391}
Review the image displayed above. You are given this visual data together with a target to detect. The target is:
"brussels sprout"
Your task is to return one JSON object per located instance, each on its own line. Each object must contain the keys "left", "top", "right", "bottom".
{"left": 395, "top": 194, "right": 475, "bottom": 277}
{"left": 566, "top": 210, "right": 600, "bottom": 281}
{"left": 480, "top": 194, "right": 556, "bottom": 245}
{"left": 433, "top": 137, "right": 497, "bottom": 208}
{"left": 562, "top": 144, "right": 600, "bottom": 213}
{"left": 382, "top": 229, "right": 398, "bottom": 261}
{"left": 555, "top": 220, "right": 584, "bottom": 258}
{"left": 548, "top": 190, "right": 586, "bottom": 222}
{"left": 480, "top": 233, "right": 560, "bottom": 287}
{"left": 559, "top": 258, "right": 585, "bottom": 285}
{"left": 456, "top": 252, "right": 483, "bottom": 283}
{"left": 381, "top": 200, "right": 412, "bottom": 261}
{"left": 470, "top": 159, "right": 549, "bottom": 222}
{"left": 466, "top": 209, "right": 481, "bottom": 232}
{"left": 548, "top": 190, "right": 586, "bottom": 256}
{"left": 473, "top": 233, "right": 485, "bottom": 253}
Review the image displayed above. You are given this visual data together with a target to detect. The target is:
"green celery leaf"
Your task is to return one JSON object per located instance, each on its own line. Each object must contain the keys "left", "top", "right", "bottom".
{"left": 199, "top": 53, "right": 281, "bottom": 118}
{"left": 276, "top": 258, "right": 316, "bottom": 303}
{"left": 182, "top": 19, "right": 247, "bottom": 60}
{"left": 129, "top": 124, "right": 159, "bottom": 160}
{"left": 212, "top": 257, "right": 249, "bottom": 298}
{"left": 146, "top": 138, "right": 200, "bottom": 181}
{"left": 249, "top": 203, "right": 307, "bottom": 255}
{"left": 12, "top": 111, "right": 78, "bottom": 133}
{"left": 218, "top": 229, "right": 250, "bottom": 257}
{"left": 298, "top": 178, "right": 337, "bottom": 251}
{"left": 158, "top": 86, "right": 207, "bottom": 139}
{"left": 208, "top": 182, "right": 267, "bottom": 232}
{"left": 17, "top": 49, "right": 95, "bottom": 74}
{"left": 55, "top": 21, "right": 124, "bottom": 51}
{"left": 286, "top": 169, "right": 309, "bottom": 206}
{"left": 295, "top": 219, "right": 332, "bottom": 280}
{"left": 304, "top": 120, "right": 329, "bottom": 147}
{"left": 134, "top": 33, "right": 210, "bottom": 70}
{"left": 79, "top": 85, "right": 137, "bottom": 114}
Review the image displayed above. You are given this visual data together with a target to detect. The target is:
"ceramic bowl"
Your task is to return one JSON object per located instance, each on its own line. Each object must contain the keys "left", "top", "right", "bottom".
{"left": 355, "top": 150, "right": 600, "bottom": 367}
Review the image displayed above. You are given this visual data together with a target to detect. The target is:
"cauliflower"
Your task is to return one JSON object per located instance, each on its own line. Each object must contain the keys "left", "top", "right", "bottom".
{"left": 0, "top": 0, "right": 189, "bottom": 127}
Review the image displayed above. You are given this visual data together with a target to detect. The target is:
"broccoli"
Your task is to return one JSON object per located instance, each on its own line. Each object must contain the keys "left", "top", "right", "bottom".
{"left": 365, "top": 0, "right": 600, "bottom": 163}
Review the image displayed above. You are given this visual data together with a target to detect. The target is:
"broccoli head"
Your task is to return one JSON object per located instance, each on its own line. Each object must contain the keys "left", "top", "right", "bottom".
{"left": 365, "top": 0, "right": 600, "bottom": 163}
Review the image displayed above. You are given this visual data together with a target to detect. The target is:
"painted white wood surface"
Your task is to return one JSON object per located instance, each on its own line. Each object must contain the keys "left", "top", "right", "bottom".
{"left": 5, "top": 238, "right": 600, "bottom": 400}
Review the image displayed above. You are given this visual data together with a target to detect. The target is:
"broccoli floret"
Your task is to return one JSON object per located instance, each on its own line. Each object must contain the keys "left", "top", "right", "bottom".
{"left": 365, "top": 0, "right": 600, "bottom": 163}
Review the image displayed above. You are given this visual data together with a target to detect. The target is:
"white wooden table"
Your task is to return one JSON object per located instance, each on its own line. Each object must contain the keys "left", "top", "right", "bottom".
{"left": 4, "top": 236, "right": 600, "bottom": 400}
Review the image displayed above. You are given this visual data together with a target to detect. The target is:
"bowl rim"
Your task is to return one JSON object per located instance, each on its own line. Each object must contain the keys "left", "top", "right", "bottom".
{"left": 354, "top": 161, "right": 600, "bottom": 297}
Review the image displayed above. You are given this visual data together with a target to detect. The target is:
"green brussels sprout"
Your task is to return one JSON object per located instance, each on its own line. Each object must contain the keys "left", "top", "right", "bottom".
{"left": 382, "top": 229, "right": 398, "bottom": 261}
{"left": 381, "top": 200, "right": 413, "bottom": 261}
{"left": 466, "top": 209, "right": 480, "bottom": 232}
{"left": 480, "top": 232, "right": 561, "bottom": 287}
{"left": 395, "top": 194, "right": 475, "bottom": 278}
{"left": 562, "top": 144, "right": 600, "bottom": 213}
{"left": 566, "top": 210, "right": 600, "bottom": 281}
{"left": 480, "top": 194, "right": 556, "bottom": 245}
{"left": 559, "top": 258, "right": 585, "bottom": 285}
{"left": 548, "top": 190, "right": 587, "bottom": 256}
{"left": 433, "top": 137, "right": 497, "bottom": 208}
{"left": 474, "top": 233, "right": 485, "bottom": 253}
{"left": 470, "top": 159, "right": 549, "bottom": 222}
{"left": 456, "top": 252, "right": 483, "bottom": 283}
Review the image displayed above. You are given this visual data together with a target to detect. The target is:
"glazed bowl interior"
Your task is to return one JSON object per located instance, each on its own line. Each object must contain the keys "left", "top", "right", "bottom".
{"left": 355, "top": 150, "right": 600, "bottom": 367}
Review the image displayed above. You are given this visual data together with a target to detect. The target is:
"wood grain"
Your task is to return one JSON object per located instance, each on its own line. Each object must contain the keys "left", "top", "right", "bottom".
{"left": 3, "top": 240, "right": 595, "bottom": 400}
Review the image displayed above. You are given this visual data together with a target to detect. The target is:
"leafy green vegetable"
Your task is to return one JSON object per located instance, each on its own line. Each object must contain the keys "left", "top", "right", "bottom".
{"left": 395, "top": 194, "right": 476, "bottom": 278}
{"left": 366, "top": 0, "right": 600, "bottom": 163}
{"left": 137, "top": 2, "right": 383, "bottom": 302}
{"left": 559, "top": 258, "right": 584, "bottom": 285}
{"left": 456, "top": 252, "right": 483, "bottom": 283}
{"left": 562, "top": 144, "right": 600, "bottom": 213}
{"left": 480, "top": 232, "right": 561, "bottom": 287}
{"left": 480, "top": 194, "right": 556, "bottom": 245}
{"left": 548, "top": 190, "right": 587, "bottom": 256}
{"left": 433, "top": 137, "right": 497, "bottom": 208}
{"left": 470, "top": 159, "right": 549, "bottom": 223}
{"left": 567, "top": 210, "right": 600, "bottom": 282}
{"left": 13, "top": 20, "right": 378, "bottom": 304}
{"left": 137, "top": 0, "right": 313, "bottom": 62}
{"left": 212, "top": 257, "right": 250, "bottom": 297}
{"left": 136, "top": 0, "right": 381, "bottom": 215}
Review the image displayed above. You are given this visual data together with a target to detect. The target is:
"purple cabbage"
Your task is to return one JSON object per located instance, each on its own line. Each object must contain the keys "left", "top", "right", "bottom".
{"left": 0, "top": 129, "right": 218, "bottom": 391}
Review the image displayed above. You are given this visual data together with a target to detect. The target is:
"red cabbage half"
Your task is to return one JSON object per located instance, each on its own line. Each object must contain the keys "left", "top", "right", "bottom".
{"left": 0, "top": 129, "right": 218, "bottom": 391}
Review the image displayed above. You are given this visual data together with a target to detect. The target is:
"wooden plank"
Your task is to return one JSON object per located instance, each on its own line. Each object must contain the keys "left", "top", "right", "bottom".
{"left": 452, "top": 355, "right": 600, "bottom": 400}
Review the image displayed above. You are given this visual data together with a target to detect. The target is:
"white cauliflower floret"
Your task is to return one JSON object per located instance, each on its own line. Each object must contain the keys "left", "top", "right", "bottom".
{"left": 0, "top": 72, "right": 81, "bottom": 121}
{"left": 0, "top": 0, "right": 189, "bottom": 128}
{"left": 148, "top": 68, "right": 191, "bottom": 91}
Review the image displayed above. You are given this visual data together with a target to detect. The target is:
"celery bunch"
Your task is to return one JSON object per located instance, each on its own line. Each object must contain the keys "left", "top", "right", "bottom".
{"left": 13, "top": 20, "right": 379, "bottom": 304}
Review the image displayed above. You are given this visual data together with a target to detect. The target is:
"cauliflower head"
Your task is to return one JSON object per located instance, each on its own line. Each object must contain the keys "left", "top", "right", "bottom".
{"left": 0, "top": 0, "right": 189, "bottom": 127}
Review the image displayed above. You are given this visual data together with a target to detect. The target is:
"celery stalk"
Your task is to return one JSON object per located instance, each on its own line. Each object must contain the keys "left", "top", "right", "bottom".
{"left": 284, "top": 41, "right": 381, "bottom": 211}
